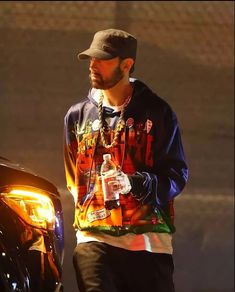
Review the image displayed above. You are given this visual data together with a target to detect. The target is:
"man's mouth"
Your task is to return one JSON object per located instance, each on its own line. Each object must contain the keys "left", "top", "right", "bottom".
{"left": 90, "top": 73, "right": 101, "bottom": 80}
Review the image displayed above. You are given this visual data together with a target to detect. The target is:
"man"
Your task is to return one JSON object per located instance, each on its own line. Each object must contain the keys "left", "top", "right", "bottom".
{"left": 64, "top": 28, "right": 188, "bottom": 292}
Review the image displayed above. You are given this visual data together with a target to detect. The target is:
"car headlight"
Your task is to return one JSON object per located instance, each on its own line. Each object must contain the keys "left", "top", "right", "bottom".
{"left": 1, "top": 188, "right": 55, "bottom": 230}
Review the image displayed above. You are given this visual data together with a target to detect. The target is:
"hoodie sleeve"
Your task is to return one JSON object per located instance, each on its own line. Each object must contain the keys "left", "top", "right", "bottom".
{"left": 63, "top": 110, "right": 77, "bottom": 195}
{"left": 128, "top": 107, "right": 188, "bottom": 207}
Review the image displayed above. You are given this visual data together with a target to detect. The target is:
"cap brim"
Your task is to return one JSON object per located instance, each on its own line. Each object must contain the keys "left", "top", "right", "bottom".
{"left": 77, "top": 48, "right": 115, "bottom": 60}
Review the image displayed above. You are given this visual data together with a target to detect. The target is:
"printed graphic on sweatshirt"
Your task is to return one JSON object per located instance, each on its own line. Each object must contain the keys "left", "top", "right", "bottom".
{"left": 74, "top": 117, "right": 154, "bottom": 175}
{"left": 72, "top": 116, "right": 155, "bottom": 219}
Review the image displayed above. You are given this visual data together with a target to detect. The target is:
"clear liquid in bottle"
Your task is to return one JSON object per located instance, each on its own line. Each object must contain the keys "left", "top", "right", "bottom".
{"left": 100, "top": 154, "right": 120, "bottom": 210}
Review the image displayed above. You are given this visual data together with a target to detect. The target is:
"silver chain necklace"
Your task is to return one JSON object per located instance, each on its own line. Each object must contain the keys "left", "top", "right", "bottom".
{"left": 98, "top": 91, "right": 131, "bottom": 149}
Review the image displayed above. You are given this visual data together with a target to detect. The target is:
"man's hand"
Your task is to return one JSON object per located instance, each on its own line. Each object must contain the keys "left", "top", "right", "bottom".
{"left": 116, "top": 171, "right": 132, "bottom": 195}
{"left": 102, "top": 170, "right": 132, "bottom": 195}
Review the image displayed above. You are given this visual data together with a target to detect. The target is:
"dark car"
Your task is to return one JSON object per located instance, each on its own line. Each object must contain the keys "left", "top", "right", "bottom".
{"left": 0, "top": 157, "right": 64, "bottom": 292}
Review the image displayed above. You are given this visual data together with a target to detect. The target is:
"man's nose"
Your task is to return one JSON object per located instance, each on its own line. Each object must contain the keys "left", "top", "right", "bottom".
{"left": 89, "top": 58, "right": 98, "bottom": 70}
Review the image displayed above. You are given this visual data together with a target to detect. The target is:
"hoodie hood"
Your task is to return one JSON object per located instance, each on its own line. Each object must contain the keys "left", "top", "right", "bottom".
{"left": 87, "top": 78, "right": 156, "bottom": 108}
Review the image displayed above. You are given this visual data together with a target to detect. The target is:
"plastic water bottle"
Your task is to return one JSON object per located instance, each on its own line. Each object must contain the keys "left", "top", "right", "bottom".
{"left": 100, "top": 154, "right": 120, "bottom": 210}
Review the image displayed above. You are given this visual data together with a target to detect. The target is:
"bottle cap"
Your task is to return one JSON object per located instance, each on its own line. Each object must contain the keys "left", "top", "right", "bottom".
{"left": 103, "top": 154, "right": 111, "bottom": 161}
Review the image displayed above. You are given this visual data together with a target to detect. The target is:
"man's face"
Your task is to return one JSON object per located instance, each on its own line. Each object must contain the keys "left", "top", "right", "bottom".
{"left": 89, "top": 57, "right": 124, "bottom": 89}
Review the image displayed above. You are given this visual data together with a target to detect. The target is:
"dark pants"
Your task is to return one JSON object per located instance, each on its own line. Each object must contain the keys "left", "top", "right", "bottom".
{"left": 73, "top": 241, "right": 175, "bottom": 292}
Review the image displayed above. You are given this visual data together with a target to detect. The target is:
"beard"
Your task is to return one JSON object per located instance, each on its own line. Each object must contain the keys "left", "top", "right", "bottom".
{"left": 89, "top": 65, "right": 124, "bottom": 90}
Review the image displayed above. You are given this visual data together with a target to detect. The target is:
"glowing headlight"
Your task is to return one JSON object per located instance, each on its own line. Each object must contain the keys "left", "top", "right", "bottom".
{"left": 1, "top": 189, "right": 55, "bottom": 230}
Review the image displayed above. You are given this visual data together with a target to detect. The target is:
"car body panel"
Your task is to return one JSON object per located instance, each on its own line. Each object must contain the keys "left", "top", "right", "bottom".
{"left": 0, "top": 157, "right": 64, "bottom": 291}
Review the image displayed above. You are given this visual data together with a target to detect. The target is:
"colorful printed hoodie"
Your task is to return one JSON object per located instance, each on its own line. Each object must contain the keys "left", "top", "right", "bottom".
{"left": 64, "top": 79, "right": 188, "bottom": 236}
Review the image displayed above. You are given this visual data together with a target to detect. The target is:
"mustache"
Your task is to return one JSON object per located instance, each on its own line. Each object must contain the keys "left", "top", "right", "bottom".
{"left": 89, "top": 71, "right": 102, "bottom": 77}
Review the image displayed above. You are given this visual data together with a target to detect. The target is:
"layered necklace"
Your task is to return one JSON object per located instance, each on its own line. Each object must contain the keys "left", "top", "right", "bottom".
{"left": 98, "top": 90, "right": 132, "bottom": 149}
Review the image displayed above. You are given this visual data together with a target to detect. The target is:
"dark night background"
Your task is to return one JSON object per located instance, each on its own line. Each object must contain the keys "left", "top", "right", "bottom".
{"left": 0, "top": 1, "right": 234, "bottom": 291}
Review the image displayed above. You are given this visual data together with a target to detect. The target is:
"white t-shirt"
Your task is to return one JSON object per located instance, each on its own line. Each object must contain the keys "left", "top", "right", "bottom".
{"left": 76, "top": 230, "right": 173, "bottom": 254}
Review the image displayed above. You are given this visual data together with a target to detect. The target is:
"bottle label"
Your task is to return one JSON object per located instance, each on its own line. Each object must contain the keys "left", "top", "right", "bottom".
{"left": 102, "top": 171, "right": 120, "bottom": 201}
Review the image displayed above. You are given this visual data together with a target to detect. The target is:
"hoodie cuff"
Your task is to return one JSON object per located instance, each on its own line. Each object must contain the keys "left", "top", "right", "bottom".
{"left": 128, "top": 172, "right": 146, "bottom": 198}
{"left": 128, "top": 171, "right": 160, "bottom": 205}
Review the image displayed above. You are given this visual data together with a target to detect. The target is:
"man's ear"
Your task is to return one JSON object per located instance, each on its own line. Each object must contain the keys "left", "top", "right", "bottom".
{"left": 121, "top": 58, "right": 135, "bottom": 73}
